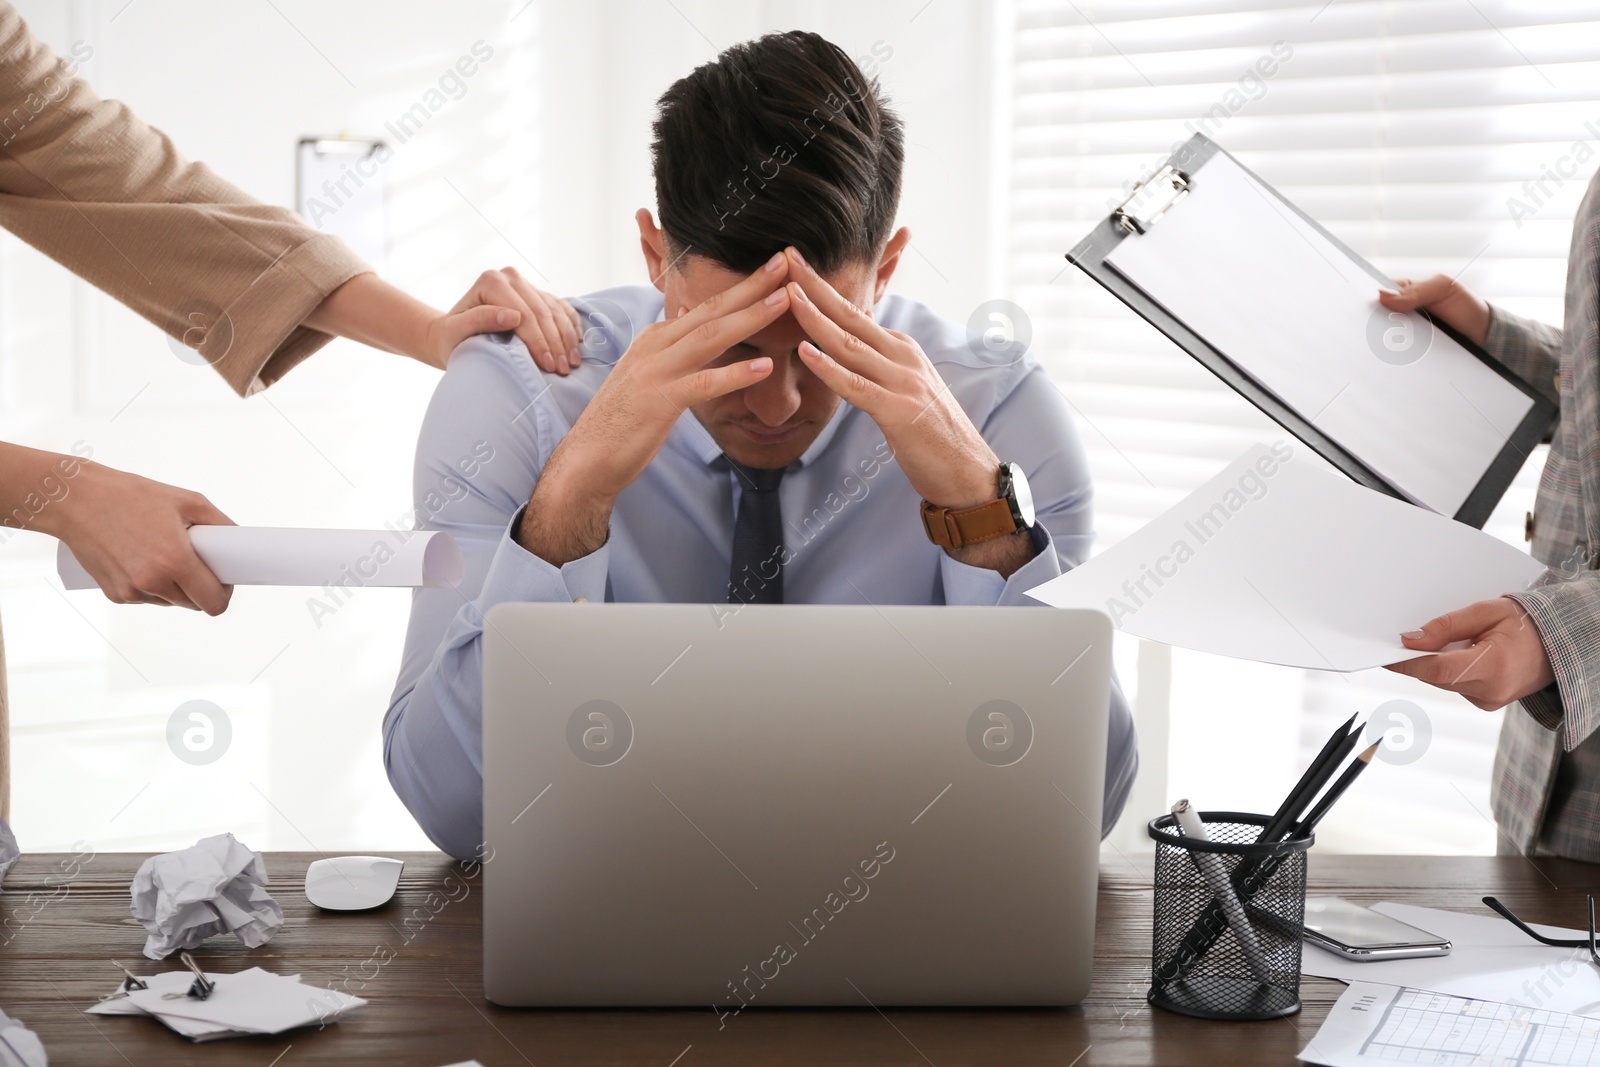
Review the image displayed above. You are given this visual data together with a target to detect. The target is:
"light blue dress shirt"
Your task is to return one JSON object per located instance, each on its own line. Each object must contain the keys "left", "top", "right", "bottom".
{"left": 384, "top": 285, "right": 1138, "bottom": 860}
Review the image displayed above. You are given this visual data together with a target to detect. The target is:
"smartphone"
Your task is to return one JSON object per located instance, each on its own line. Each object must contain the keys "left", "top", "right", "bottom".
{"left": 1302, "top": 896, "right": 1452, "bottom": 960}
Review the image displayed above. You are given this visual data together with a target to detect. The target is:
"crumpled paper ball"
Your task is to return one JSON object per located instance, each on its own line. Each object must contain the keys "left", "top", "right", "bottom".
{"left": 129, "top": 832, "right": 284, "bottom": 960}
{"left": 0, "top": 1006, "right": 47, "bottom": 1067}
{"left": 0, "top": 819, "right": 18, "bottom": 891}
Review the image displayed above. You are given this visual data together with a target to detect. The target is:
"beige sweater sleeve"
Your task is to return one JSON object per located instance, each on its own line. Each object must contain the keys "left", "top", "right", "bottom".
{"left": 0, "top": 3, "right": 371, "bottom": 395}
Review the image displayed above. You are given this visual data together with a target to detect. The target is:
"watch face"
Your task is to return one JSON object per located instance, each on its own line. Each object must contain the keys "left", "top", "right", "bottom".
{"left": 1005, "top": 462, "right": 1036, "bottom": 528}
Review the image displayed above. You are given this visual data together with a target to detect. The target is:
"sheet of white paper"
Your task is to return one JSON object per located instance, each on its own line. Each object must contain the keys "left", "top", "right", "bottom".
{"left": 1105, "top": 151, "right": 1534, "bottom": 517}
{"left": 124, "top": 968, "right": 365, "bottom": 1035}
{"left": 1301, "top": 903, "right": 1600, "bottom": 1017}
{"left": 57, "top": 526, "right": 463, "bottom": 591}
{"left": 1025, "top": 443, "right": 1546, "bottom": 671}
{"left": 86, "top": 970, "right": 238, "bottom": 1040}
{"left": 129, "top": 833, "right": 284, "bottom": 959}
{"left": 88, "top": 970, "right": 310, "bottom": 1042}
{"left": 1300, "top": 981, "right": 1600, "bottom": 1066}
{"left": 88, "top": 970, "right": 210, "bottom": 1015}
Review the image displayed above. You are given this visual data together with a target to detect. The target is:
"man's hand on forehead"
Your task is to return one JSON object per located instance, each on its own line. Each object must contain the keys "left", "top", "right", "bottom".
{"left": 782, "top": 245, "right": 1004, "bottom": 515}
{"left": 670, "top": 251, "right": 792, "bottom": 322}
{"left": 517, "top": 251, "right": 799, "bottom": 566}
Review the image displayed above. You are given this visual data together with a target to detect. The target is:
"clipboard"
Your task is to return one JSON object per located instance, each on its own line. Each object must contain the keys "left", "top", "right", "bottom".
{"left": 1067, "top": 133, "right": 1556, "bottom": 529}
{"left": 295, "top": 136, "right": 389, "bottom": 271}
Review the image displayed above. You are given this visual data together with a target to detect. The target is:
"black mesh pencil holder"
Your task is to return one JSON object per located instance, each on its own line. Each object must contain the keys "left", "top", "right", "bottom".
{"left": 1146, "top": 811, "right": 1312, "bottom": 1021}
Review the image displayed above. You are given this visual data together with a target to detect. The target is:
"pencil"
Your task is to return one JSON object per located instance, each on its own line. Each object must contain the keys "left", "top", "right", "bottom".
{"left": 1292, "top": 740, "right": 1383, "bottom": 837}
{"left": 1259, "top": 714, "right": 1362, "bottom": 844}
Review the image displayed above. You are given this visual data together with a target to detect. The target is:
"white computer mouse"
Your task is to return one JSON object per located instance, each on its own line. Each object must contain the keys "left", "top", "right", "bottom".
{"left": 304, "top": 855, "right": 405, "bottom": 911}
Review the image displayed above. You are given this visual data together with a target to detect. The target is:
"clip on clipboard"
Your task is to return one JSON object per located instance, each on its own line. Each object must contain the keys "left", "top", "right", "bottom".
{"left": 1069, "top": 133, "right": 1556, "bottom": 529}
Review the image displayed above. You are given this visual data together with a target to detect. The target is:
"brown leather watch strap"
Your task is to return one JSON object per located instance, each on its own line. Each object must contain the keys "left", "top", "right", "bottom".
{"left": 920, "top": 497, "right": 1019, "bottom": 550}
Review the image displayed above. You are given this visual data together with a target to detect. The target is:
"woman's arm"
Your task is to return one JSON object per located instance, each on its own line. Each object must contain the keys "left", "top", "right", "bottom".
{"left": 304, "top": 268, "right": 585, "bottom": 375}
{"left": 0, "top": 8, "right": 583, "bottom": 387}
{"left": 0, "top": 5, "right": 365, "bottom": 395}
{"left": 1387, "top": 597, "right": 1555, "bottom": 713}
{"left": 1388, "top": 578, "right": 1600, "bottom": 756}
{"left": 0, "top": 6, "right": 590, "bottom": 617}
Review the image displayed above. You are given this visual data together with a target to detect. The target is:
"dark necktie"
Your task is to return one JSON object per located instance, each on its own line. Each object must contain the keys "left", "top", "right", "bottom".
{"left": 727, "top": 460, "right": 786, "bottom": 604}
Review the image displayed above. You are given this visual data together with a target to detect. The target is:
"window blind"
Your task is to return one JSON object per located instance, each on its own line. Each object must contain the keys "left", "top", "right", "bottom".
{"left": 1004, "top": 0, "right": 1600, "bottom": 851}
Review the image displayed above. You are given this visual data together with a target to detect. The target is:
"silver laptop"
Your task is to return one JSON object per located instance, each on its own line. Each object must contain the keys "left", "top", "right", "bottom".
{"left": 481, "top": 603, "right": 1111, "bottom": 1009}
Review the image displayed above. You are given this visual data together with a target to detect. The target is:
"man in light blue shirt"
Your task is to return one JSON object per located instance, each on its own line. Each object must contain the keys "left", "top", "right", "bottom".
{"left": 383, "top": 30, "right": 1137, "bottom": 861}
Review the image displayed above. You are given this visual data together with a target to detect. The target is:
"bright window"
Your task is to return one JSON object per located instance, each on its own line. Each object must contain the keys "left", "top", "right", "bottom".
{"left": 1004, "top": 0, "right": 1599, "bottom": 852}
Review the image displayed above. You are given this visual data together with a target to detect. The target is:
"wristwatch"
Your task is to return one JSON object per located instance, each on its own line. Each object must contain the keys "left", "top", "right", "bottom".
{"left": 920, "top": 462, "right": 1035, "bottom": 550}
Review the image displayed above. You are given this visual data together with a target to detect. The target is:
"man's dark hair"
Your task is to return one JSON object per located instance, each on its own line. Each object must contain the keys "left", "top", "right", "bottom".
{"left": 650, "top": 30, "right": 904, "bottom": 276}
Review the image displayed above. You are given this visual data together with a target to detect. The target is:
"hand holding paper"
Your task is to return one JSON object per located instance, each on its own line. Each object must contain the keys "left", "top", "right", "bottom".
{"left": 58, "top": 526, "right": 463, "bottom": 592}
{"left": 1389, "top": 597, "right": 1557, "bottom": 710}
{"left": 1025, "top": 443, "right": 1546, "bottom": 672}
{"left": 30, "top": 453, "right": 238, "bottom": 614}
{"left": 129, "top": 833, "right": 284, "bottom": 959}
{"left": 1377, "top": 274, "right": 1492, "bottom": 349}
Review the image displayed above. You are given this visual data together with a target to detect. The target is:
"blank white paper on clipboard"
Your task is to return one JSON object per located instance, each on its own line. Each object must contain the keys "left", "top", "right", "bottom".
{"left": 1103, "top": 152, "right": 1533, "bottom": 517}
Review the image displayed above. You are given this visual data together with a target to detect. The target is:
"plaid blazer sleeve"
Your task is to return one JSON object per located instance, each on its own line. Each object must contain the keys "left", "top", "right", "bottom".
{"left": 1489, "top": 170, "right": 1600, "bottom": 851}
{"left": 1481, "top": 302, "right": 1571, "bottom": 734}
{"left": 1483, "top": 303, "right": 1563, "bottom": 405}
{"left": 1491, "top": 225, "right": 1600, "bottom": 749}
{"left": 1509, "top": 575, "right": 1600, "bottom": 748}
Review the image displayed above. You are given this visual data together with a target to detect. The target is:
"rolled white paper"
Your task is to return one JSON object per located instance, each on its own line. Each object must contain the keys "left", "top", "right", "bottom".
{"left": 57, "top": 525, "right": 463, "bottom": 591}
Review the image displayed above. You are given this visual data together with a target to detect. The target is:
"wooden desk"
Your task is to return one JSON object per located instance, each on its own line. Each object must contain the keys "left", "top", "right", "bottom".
{"left": 1, "top": 852, "right": 1595, "bottom": 1065}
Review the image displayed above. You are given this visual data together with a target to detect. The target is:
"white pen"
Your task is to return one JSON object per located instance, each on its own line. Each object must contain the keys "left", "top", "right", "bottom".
{"left": 1172, "top": 799, "right": 1273, "bottom": 982}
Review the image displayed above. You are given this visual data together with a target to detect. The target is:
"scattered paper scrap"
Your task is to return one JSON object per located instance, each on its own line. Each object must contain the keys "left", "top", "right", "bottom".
{"left": 0, "top": 1007, "right": 46, "bottom": 1067}
{"left": 129, "top": 833, "right": 284, "bottom": 959}
{"left": 88, "top": 967, "right": 364, "bottom": 1042}
{"left": 0, "top": 819, "right": 17, "bottom": 890}
{"left": 89, "top": 969, "right": 244, "bottom": 1041}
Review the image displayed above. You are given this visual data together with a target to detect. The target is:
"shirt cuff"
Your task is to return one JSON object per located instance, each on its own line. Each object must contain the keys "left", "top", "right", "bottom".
{"left": 940, "top": 525, "right": 1063, "bottom": 607}
{"left": 482, "top": 504, "right": 609, "bottom": 605}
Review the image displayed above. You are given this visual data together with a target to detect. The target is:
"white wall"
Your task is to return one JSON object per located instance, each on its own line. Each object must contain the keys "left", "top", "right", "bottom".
{"left": 537, "top": 0, "right": 1000, "bottom": 307}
